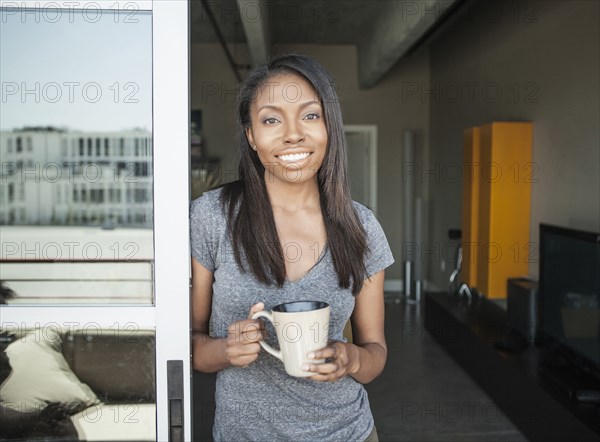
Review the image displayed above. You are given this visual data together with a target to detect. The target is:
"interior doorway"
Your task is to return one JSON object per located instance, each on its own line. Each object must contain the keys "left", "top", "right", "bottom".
{"left": 345, "top": 125, "right": 378, "bottom": 212}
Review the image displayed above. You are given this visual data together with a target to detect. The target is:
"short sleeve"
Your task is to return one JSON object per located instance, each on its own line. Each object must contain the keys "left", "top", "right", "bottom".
{"left": 355, "top": 204, "right": 395, "bottom": 278}
{"left": 190, "top": 192, "right": 219, "bottom": 272}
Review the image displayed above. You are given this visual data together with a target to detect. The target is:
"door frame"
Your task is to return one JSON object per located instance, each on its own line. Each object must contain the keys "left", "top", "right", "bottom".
{"left": 153, "top": 1, "right": 190, "bottom": 440}
{"left": 344, "top": 124, "right": 378, "bottom": 213}
{"left": 0, "top": 1, "right": 191, "bottom": 440}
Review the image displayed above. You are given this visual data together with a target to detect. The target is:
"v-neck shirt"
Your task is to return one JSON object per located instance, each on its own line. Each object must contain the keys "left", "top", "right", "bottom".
{"left": 191, "top": 187, "right": 394, "bottom": 442}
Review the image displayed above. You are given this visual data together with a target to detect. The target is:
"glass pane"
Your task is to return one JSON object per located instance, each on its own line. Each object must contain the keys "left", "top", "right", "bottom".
{"left": 0, "top": 323, "right": 156, "bottom": 441}
{"left": 0, "top": 7, "right": 153, "bottom": 305}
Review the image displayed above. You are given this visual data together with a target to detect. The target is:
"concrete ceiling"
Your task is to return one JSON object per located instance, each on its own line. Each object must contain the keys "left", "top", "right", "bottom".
{"left": 191, "top": 0, "right": 461, "bottom": 88}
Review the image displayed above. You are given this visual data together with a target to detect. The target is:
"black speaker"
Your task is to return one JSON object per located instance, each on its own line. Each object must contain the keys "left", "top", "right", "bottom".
{"left": 507, "top": 278, "right": 539, "bottom": 346}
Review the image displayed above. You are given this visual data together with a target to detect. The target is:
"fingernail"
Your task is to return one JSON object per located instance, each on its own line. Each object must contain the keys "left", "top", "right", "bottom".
{"left": 307, "top": 352, "right": 315, "bottom": 359}
{"left": 302, "top": 364, "right": 310, "bottom": 371}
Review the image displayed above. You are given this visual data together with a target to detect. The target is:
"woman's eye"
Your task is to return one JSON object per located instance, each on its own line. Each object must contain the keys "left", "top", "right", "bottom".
{"left": 263, "top": 117, "right": 279, "bottom": 125}
{"left": 304, "top": 113, "right": 320, "bottom": 120}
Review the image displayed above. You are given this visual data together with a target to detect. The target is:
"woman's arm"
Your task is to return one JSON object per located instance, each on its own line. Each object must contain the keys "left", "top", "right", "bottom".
{"left": 304, "top": 270, "right": 387, "bottom": 384}
{"left": 191, "top": 258, "right": 264, "bottom": 373}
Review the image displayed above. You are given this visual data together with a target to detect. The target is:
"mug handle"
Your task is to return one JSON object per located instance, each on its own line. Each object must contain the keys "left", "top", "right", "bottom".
{"left": 251, "top": 311, "right": 282, "bottom": 362}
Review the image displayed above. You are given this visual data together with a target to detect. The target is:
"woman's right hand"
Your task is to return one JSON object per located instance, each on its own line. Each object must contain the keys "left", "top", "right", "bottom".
{"left": 224, "top": 302, "right": 265, "bottom": 368}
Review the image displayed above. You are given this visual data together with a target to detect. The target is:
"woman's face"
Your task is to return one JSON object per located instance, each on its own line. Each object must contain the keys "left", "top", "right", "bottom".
{"left": 246, "top": 73, "right": 328, "bottom": 186}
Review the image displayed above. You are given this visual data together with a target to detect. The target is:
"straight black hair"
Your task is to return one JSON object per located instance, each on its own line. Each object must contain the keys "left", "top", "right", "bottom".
{"left": 221, "top": 54, "right": 368, "bottom": 295}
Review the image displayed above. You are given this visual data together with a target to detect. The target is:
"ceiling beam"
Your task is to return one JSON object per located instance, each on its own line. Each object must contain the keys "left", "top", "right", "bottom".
{"left": 236, "top": 0, "right": 271, "bottom": 67}
{"left": 358, "top": 0, "right": 459, "bottom": 89}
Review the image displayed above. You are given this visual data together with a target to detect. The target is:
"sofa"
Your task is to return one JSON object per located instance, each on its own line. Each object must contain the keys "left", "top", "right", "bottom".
{"left": 0, "top": 326, "right": 156, "bottom": 441}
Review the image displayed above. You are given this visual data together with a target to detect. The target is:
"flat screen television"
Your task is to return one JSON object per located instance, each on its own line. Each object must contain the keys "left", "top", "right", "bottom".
{"left": 538, "top": 223, "right": 600, "bottom": 379}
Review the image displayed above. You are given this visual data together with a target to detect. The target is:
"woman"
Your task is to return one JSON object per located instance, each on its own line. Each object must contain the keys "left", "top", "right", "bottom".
{"left": 191, "top": 54, "right": 394, "bottom": 441}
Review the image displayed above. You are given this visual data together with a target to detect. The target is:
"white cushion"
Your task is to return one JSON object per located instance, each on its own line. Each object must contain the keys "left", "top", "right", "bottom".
{"left": 0, "top": 328, "right": 99, "bottom": 411}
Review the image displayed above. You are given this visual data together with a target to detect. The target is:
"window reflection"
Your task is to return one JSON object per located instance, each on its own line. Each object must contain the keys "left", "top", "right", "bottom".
{"left": 0, "top": 7, "right": 153, "bottom": 305}
{"left": 0, "top": 323, "right": 156, "bottom": 441}
{"left": 1, "top": 130, "right": 153, "bottom": 228}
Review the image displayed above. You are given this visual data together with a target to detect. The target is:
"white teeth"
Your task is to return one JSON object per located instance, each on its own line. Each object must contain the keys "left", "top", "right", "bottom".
{"left": 278, "top": 152, "right": 310, "bottom": 162}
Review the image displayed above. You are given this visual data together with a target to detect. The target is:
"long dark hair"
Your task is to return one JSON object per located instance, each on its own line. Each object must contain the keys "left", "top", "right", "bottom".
{"left": 221, "top": 54, "right": 368, "bottom": 295}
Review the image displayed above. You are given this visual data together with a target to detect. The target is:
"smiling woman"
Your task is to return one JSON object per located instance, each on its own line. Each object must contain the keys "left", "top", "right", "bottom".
{"left": 190, "top": 54, "right": 394, "bottom": 442}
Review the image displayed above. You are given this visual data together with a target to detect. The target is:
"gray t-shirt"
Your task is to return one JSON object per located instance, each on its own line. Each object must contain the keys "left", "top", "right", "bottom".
{"left": 191, "top": 187, "right": 394, "bottom": 442}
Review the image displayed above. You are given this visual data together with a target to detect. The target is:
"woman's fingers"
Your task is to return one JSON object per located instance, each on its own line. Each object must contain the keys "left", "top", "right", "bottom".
{"left": 226, "top": 349, "right": 261, "bottom": 368}
{"left": 303, "top": 360, "right": 343, "bottom": 375}
{"left": 305, "top": 364, "right": 346, "bottom": 382}
{"left": 304, "top": 342, "right": 349, "bottom": 382}
{"left": 236, "top": 354, "right": 261, "bottom": 368}
{"left": 225, "top": 329, "right": 262, "bottom": 367}
{"left": 227, "top": 319, "right": 264, "bottom": 342}
{"left": 225, "top": 342, "right": 261, "bottom": 358}
{"left": 305, "top": 361, "right": 339, "bottom": 374}
{"left": 247, "top": 301, "right": 265, "bottom": 319}
{"left": 225, "top": 303, "right": 267, "bottom": 368}
{"left": 308, "top": 345, "right": 338, "bottom": 360}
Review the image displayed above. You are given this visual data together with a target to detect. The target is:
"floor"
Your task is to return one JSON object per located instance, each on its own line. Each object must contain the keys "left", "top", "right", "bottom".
{"left": 192, "top": 295, "right": 529, "bottom": 441}
{"left": 367, "top": 295, "right": 528, "bottom": 442}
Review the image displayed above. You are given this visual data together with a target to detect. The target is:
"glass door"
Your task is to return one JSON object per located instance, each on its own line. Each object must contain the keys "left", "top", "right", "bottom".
{"left": 0, "top": 1, "right": 190, "bottom": 440}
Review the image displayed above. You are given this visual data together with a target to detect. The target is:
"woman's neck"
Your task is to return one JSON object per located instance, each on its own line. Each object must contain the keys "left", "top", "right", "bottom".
{"left": 264, "top": 172, "right": 320, "bottom": 213}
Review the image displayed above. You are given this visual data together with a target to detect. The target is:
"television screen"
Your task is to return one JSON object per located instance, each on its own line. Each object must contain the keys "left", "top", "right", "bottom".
{"left": 539, "top": 224, "right": 600, "bottom": 372}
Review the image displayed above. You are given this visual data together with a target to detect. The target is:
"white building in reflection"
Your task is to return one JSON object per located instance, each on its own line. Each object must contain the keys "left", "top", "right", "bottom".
{"left": 0, "top": 128, "right": 153, "bottom": 227}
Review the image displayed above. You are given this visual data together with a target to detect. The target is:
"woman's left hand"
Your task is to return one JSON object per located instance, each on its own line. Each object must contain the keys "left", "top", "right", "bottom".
{"left": 302, "top": 341, "right": 359, "bottom": 382}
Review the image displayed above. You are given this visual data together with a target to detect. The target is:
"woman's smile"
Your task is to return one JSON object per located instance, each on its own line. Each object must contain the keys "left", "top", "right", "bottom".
{"left": 277, "top": 152, "right": 311, "bottom": 163}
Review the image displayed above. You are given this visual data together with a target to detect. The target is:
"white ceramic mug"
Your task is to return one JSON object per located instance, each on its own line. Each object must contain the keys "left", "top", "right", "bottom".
{"left": 252, "top": 301, "right": 330, "bottom": 377}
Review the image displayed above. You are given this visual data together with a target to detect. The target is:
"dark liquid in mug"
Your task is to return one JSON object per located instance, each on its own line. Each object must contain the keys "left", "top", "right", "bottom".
{"left": 273, "top": 301, "right": 329, "bottom": 313}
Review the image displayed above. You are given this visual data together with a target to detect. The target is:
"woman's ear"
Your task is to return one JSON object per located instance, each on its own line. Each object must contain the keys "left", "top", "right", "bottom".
{"left": 245, "top": 127, "right": 256, "bottom": 150}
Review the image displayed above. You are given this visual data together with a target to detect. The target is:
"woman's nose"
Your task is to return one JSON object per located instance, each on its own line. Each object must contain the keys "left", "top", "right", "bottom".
{"left": 284, "top": 121, "right": 305, "bottom": 145}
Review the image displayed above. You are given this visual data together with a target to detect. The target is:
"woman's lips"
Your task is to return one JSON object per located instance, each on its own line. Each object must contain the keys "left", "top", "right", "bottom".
{"left": 275, "top": 152, "right": 313, "bottom": 169}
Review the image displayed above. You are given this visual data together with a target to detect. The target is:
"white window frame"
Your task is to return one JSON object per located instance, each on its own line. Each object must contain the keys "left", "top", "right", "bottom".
{"left": 0, "top": 1, "right": 190, "bottom": 440}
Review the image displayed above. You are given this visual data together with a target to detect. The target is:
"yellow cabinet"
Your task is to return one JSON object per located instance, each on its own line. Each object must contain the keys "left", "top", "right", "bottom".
{"left": 463, "top": 122, "right": 533, "bottom": 299}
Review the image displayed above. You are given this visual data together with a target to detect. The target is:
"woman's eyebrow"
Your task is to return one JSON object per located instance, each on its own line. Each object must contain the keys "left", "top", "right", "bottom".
{"left": 299, "top": 100, "right": 321, "bottom": 109}
{"left": 257, "top": 100, "right": 321, "bottom": 113}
